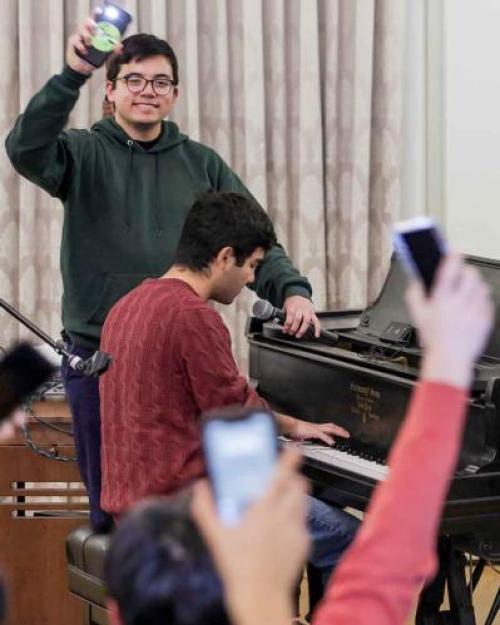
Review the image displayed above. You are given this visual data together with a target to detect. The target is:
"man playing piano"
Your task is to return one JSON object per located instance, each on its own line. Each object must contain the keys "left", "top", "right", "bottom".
{"left": 99, "top": 191, "right": 360, "bottom": 586}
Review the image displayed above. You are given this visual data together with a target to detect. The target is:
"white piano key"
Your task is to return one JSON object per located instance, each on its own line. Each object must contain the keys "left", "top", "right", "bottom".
{"left": 281, "top": 439, "right": 389, "bottom": 482}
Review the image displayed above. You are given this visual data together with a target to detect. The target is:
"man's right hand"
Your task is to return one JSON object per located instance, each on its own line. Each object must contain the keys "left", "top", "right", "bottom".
{"left": 406, "top": 254, "right": 494, "bottom": 389}
{"left": 66, "top": 18, "right": 99, "bottom": 76}
{"left": 66, "top": 15, "right": 122, "bottom": 76}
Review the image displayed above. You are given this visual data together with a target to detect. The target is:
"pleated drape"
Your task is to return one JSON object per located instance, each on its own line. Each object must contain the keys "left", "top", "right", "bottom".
{"left": 0, "top": 0, "right": 407, "bottom": 369}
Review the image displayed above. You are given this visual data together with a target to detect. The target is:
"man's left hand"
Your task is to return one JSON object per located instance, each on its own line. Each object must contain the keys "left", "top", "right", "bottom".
{"left": 288, "top": 419, "right": 350, "bottom": 446}
{"left": 283, "top": 296, "right": 321, "bottom": 338}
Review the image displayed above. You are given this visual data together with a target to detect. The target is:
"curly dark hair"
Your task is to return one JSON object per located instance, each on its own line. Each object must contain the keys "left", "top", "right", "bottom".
{"left": 174, "top": 192, "right": 277, "bottom": 270}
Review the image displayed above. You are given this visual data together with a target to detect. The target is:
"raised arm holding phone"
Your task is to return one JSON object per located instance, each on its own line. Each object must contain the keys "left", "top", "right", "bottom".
{"left": 192, "top": 253, "right": 494, "bottom": 625}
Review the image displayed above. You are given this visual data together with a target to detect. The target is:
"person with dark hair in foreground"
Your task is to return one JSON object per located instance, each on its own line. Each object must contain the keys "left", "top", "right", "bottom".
{"left": 6, "top": 19, "right": 319, "bottom": 532}
{"left": 190, "top": 255, "right": 493, "bottom": 625}
{"left": 105, "top": 495, "right": 231, "bottom": 625}
{"left": 100, "top": 191, "right": 359, "bottom": 587}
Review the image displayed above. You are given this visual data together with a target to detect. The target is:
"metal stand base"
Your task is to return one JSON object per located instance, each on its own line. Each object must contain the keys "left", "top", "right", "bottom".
{"left": 416, "top": 536, "right": 499, "bottom": 625}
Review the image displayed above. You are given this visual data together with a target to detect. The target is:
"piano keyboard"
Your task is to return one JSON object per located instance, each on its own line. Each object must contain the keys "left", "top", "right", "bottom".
{"left": 281, "top": 439, "right": 390, "bottom": 482}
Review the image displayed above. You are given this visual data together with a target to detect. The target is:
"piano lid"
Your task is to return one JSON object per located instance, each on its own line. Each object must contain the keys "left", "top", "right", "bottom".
{"left": 358, "top": 254, "right": 500, "bottom": 362}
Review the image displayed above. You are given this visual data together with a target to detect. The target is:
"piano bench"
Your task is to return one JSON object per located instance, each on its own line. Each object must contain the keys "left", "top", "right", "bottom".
{"left": 66, "top": 525, "right": 110, "bottom": 625}
{"left": 66, "top": 527, "right": 329, "bottom": 625}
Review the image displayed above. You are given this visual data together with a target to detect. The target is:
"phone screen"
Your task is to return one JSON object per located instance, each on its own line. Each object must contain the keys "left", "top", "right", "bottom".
{"left": 393, "top": 218, "right": 447, "bottom": 293}
{"left": 0, "top": 343, "right": 55, "bottom": 423}
{"left": 400, "top": 228, "right": 443, "bottom": 291}
{"left": 77, "top": 3, "right": 132, "bottom": 68}
{"left": 203, "top": 411, "right": 277, "bottom": 525}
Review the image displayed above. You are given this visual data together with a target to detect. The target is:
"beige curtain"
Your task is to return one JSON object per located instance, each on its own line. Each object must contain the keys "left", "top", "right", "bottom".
{"left": 0, "top": 0, "right": 406, "bottom": 368}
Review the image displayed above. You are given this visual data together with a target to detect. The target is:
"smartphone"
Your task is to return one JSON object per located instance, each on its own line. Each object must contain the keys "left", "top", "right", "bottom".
{"left": 76, "top": 3, "right": 132, "bottom": 68}
{"left": 203, "top": 408, "right": 278, "bottom": 526}
{"left": 0, "top": 343, "right": 55, "bottom": 424}
{"left": 392, "top": 216, "right": 448, "bottom": 292}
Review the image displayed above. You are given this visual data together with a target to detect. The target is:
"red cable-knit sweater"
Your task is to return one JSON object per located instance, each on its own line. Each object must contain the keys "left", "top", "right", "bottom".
{"left": 99, "top": 278, "right": 267, "bottom": 516}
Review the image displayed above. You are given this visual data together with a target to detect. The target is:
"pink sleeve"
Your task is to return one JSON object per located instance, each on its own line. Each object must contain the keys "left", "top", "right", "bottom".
{"left": 312, "top": 382, "right": 467, "bottom": 625}
{"left": 178, "top": 306, "right": 269, "bottom": 413}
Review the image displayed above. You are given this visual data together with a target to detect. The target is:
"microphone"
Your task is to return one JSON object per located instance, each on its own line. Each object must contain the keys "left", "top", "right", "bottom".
{"left": 252, "top": 299, "right": 339, "bottom": 344}
{"left": 252, "top": 299, "right": 286, "bottom": 324}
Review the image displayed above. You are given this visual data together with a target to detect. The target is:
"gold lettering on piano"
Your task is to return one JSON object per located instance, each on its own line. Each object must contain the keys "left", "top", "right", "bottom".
{"left": 349, "top": 383, "right": 381, "bottom": 424}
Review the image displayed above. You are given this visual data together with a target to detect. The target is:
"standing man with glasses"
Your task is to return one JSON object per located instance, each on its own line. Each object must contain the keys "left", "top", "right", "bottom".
{"left": 5, "top": 19, "right": 321, "bottom": 532}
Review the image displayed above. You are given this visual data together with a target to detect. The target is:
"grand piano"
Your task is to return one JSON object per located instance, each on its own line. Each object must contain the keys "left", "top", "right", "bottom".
{"left": 247, "top": 255, "right": 500, "bottom": 625}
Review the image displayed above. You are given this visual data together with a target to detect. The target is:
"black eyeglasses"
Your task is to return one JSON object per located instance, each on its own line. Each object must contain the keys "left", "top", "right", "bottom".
{"left": 115, "top": 73, "right": 176, "bottom": 96}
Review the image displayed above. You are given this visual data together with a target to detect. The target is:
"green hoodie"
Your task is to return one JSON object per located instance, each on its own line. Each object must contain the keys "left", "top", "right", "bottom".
{"left": 6, "top": 66, "right": 312, "bottom": 350}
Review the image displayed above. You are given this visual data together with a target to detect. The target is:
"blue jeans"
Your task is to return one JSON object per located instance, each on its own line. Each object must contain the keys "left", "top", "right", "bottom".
{"left": 306, "top": 495, "right": 360, "bottom": 585}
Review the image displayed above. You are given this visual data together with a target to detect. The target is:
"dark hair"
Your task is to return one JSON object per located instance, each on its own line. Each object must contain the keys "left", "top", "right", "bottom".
{"left": 106, "top": 33, "right": 179, "bottom": 85}
{"left": 105, "top": 495, "right": 230, "bottom": 625}
{"left": 174, "top": 192, "right": 277, "bottom": 270}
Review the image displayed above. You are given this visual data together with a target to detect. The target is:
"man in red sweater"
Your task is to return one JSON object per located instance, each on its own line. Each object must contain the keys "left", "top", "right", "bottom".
{"left": 100, "top": 191, "right": 359, "bottom": 582}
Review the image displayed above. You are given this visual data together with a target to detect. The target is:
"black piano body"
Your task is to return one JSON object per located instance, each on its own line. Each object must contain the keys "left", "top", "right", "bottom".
{"left": 248, "top": 255, "right": 500, "bottom": 611}
{"left": 248, "top": 254, "right": 500, "bottom": 621}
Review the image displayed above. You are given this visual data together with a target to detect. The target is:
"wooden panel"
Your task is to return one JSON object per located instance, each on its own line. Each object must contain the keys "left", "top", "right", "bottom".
{"left": 0, "top": 400, "right": 89, "bottom": 625}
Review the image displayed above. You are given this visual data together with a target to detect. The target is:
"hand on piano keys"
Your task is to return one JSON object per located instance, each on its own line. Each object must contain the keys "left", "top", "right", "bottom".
{"left": 279, "top": 414, "right": 350, "bottom": 446}
{"left": 279, "top": 435, "right": 390, "bottom": 482}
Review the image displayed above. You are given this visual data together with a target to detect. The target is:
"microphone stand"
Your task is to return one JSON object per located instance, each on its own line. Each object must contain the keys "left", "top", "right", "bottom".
{"left": 0, "top": 298, "right": 111, "bottom": 377}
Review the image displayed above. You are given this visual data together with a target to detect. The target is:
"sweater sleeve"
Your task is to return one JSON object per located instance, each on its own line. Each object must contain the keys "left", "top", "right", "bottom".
{"left": 212, "top": 155, "right": 312, "bottom": 307}
{"left": 313, "top": 382, "right": 467, "bottom": 625}
{"left": 178, "top": 306, "right": 269, "bottom": 413}
{"left": 5, "top": 66, "right": 88, "bottom": 199}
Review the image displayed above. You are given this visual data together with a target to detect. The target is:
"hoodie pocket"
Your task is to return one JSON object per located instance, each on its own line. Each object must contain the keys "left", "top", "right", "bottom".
{"left": 87, "top": 273, "right": 150, "bottom": 325}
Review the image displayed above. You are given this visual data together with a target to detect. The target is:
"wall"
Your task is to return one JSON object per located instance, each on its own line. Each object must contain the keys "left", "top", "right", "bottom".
{"left": 444, "top": 0, "right": 500, "bottom": 259}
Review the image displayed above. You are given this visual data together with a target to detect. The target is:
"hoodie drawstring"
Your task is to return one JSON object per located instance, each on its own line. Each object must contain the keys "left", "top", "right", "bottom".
{"left": 155, "top": 153, "right": 162, "bottom": 236}
{"left": 124, "top": 139, "right": 134, "bottom": 232}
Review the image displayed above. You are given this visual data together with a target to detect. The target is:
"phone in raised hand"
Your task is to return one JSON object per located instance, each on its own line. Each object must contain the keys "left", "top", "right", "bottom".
{"left": 203, "top": 408, "right": 278, "bottom": 526}
{"left": 76, "top": 3, "right": 132, "bottom": 68}
{"left": 393, "top": 216, "right": 448, "bottom": 293}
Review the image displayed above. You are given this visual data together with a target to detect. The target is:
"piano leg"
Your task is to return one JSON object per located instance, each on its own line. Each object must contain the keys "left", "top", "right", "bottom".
{"left": 416, "top": 537, "right": 478, "bottom": 625}
{"left": 471, "top": 558, "right": 499, "bottom": 625}
{"left": 470, "top": 557, "right": 486, "bottom": 591}
{"left": 447, "top": 547, "right": 476, "bottom": 625}
{"left": 415, "top": 538, "right": 449, "bottom": 625}
{"left": 484, "top": 587, "right": 499, "bottom": 625}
